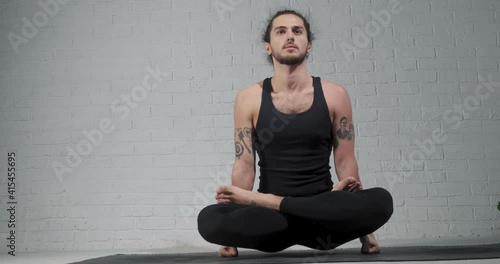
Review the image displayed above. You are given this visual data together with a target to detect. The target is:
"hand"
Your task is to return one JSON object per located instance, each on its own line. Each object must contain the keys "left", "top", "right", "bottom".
{"left": 332, "top": 176, "right": 362, "bottom": 192}
{"left": 218, "top": 246, "right": 238, "bottom": 257}
{"left": 346, "top": 181, "right": 362, "bottom": 192}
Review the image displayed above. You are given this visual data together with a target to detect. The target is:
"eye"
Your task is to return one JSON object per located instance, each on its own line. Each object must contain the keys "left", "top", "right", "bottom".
{"left": 277, "top": 29, "right": 285, "bottom": 34}
{"left": 294, "top": 29, "right": 302, "bottom": 34}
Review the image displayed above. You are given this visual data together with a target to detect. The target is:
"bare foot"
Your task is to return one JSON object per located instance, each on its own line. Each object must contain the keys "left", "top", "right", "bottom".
{"left": 360, "top": 233, "right": 381, "bottom": 254}
{"left": 218, "top": 246, "right": 238, "bottom": 257}
{"left": 332, "top": 176, "right": 361, "bottom": 192}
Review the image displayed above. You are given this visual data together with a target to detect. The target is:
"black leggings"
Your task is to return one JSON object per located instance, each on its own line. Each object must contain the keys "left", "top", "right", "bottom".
{"left": 197, "top": 187, "right": 393, "bottom": 253}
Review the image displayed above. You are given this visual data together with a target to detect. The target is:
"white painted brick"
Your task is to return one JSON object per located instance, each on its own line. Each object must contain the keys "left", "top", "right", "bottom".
{"left": 471, "top": 181, "right": 500, "bottom": 195}
{"left": 458, "top": 57, "right": 498, "bottom": 70}
{"left": 355, "top": 49, "right": 394, "bottom": 60}
{"left": 439, "top": 70, "right": 479, "bottom": 83}
{"left": 449, "top": 195, "right": 490, "bottom": 206}
{"left": 90, "top": 194, "right": 136, "bottom": 206}
{"left": 356, "top": 95, "right": 398, "bottom": 108}
{"left": 195, "top": 153, "right": 232, "bottom": 166}
{"left": 474, "top": 206, "right": 500, "bottom": 221}
{"left": 173, "top": 116, "right": 213, "bottom": 128}
{"left": 135, "top": 168, "right": 176, "bottom": 180}
{"left": 435, "top": 47, "right": 476, "bottom": 58}
{"left": 173, "top": 93, "right": 212, "bottom": 105}
{"left": 357, "top": 161, "right": 382, "bottom": 173}
{"left": 396, "top": 70, "right": 437, "bottom": 83}
{"left": 377, "top": 83, "right": 419, "bottom": 95}
{"left": 357, "top": 122, "right": 398, "bottom": 137}
{"left": 405, "top": 171, "right": 446, "bottom": 184}
{"left": 406, "top": 222, "right": 450, "bottom": 238}
{"left": 355, "top": 72, "right": 395, "bottom": 84}
{"left": 419, "top": 58, "right": 457, "bottom": 70}
{"left": 173, "top": 69, "right": 211, "bottom": 80}
{"left": 487, "top": 171, "right": 500, "bottom": 181}
{"left": 357, "top": 146, "right": 400, "bottom": 161}
{"left": 429, "top": 207, "right": 474, "bottom": 221}
{"left": 425, "top": 160, "right": 468, "bottom": 171}
{"left": 434, "top": 22, "right": 474, "bottom": 39}
{"left": 191, "top": 104, "right": 232, "bottom": 116}
{"left": 112, "top": 155, "right": 154, "bottom": 168}
{"left": 455, "top": 9, "right": 496, "bottom": 24}
{"left": 379, "top": 107, "right": 421, "bottom": 121}
{"left": 152, "top": 129, "right": 193, "bottom": 142}
{"left": 444, "top": 145, "right": 485, "bottom": 160}
{"left": 111, "top": 131, "right": 151, "bottom": 142}
{"left": 374, "top": 59, "right": 417, "bottom": 72}
{"left": 175, "top": 141, "right": 216, "bottom": 154}
{"left": 406, "top": 197, "right": 448, "bottom": 207}
{"left": 136, "top": 193, "right": 175, "bottom": 205}
{"left": 456, "top": 34, "right": 497, "bottom": 47}
{"left": 399, "top": 95, "right": 439, "bottom": 107}
{"left": 449, "top": 222, "right": 493, "bottom": 237}
{"left": 391, "top": 184, "right": 427, "bottom": 198}
{"left": 113, "top": 13, "right": 150, "bottom": 24}
{"left": 134, "top": 142, "right": 175, "bottom": 155}
{"left": 154, "top": 154, "right": 195, "bottom": 167}
{"left": 446, "top": 169, "right": 488, "bottom": 182}
{"left": 137, "top": 217, "right": 175, "bottom": 230}
{"left": 428, "top": 182, "right": 471, "bottom": 197}
{"left": 392, "top": 207, "right": 428, "bottom": 222}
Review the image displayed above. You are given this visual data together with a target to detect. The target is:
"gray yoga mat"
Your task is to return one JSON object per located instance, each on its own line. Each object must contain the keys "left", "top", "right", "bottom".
{"left": 69, "top": 243, "right": 500, "bottom": 263}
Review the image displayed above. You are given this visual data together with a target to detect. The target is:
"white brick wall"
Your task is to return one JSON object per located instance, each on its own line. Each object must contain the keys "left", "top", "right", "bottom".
{"left": 0, "top": 0, "right": 499, "bottom": 253}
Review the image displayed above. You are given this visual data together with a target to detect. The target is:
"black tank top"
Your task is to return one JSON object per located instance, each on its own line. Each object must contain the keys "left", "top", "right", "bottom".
{"left": 254, "top": 76, "right": 334, "bottom": 197}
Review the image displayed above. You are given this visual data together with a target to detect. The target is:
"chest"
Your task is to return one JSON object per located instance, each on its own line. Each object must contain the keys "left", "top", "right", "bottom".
{"left": 271, "top": 89, "right": 314, "bottom": 114}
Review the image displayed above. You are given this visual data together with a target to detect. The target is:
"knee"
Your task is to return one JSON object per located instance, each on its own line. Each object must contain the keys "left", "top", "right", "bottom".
{"left": 197, "top": 205, "right": 219, "bottom": 242}
{"left": 372, "top": 187, "right": 394, "bottom": 221}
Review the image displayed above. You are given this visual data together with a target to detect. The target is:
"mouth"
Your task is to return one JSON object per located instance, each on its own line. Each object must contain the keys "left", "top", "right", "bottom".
{"left": 284, "top": 45, "right": 298, "bottom": 50}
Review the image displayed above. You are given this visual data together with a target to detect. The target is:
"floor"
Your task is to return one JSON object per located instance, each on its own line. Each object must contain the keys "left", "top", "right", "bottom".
{"left": 1, "top": 237, "right": 499, "bottom": 264}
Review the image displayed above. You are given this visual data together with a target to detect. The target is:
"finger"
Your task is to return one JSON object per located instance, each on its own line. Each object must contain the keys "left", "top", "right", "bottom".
{"left": 217, "top": 199, "right": 231, "bottom": 204}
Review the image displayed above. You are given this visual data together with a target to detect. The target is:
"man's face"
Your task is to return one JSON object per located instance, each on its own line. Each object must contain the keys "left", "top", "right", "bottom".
{"left": 266, "top": 14, "right": 311, "bottom": 65}
{"left": 340, "top": 119, "right": 347, "bottom": 129}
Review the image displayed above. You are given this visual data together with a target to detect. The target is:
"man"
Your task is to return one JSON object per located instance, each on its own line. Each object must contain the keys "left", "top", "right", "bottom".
{"left": 198, "top": 9, "right": 393, "bottom": 257}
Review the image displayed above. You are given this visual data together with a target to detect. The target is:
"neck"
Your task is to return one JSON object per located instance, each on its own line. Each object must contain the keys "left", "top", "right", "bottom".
{"left": 271, "top": 61, "right": 311, "bottom": 93}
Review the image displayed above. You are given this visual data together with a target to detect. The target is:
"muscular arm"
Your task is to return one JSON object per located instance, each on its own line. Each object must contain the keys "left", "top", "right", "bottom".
{"left": 332, "top": 85, "right": 362, "bottom": 188}
{"left": 231, "top": 89, "right": 256, "bottom": 191}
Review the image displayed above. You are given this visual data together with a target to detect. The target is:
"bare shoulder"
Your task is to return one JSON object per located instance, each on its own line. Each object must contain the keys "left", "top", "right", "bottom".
{"left": 320, "top": 78, "right": 351, "bottom": 111}
{"left": 236, "top": 81, "right": 263, "bottom": 100}
{"left": 234, "top": 81, "right": 264, "bottom": 126}
{"left": 235, "top": 81, "right": 263, "bottom": 109}
{"left": 320, "top": 78, "right": 350, "bottom": 99}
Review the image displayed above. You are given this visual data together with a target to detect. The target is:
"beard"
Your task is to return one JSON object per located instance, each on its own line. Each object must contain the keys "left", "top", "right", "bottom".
{"left": 272, "top": 49, "right": 308, "bottom": 65}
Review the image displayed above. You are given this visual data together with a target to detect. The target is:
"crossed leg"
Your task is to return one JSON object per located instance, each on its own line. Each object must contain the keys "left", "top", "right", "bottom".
{"left": 197, "top": 177, "right": 393, "bottom": 256}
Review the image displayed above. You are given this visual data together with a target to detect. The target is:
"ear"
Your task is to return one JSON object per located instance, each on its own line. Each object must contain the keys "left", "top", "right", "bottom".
{"left": 264, "top": 43, "right": 271, "bottom": 55}
{"left": 307, "top": 42, "right": 312, "bottom": 54}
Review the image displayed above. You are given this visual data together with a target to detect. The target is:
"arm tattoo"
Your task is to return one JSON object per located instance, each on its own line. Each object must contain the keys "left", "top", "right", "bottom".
{"left": 234, "top": 127, "right": 254, "bottom": 159}
{"left": 336, "top": 116, "right": 354, "bottom": 141}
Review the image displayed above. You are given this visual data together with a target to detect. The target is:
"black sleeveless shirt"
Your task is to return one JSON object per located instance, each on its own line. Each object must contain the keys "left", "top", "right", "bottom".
{"left": 254, "top": 76, "right": 334, "bottom": 197}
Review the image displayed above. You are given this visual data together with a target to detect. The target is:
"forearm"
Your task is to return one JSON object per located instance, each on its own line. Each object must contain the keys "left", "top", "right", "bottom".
{"left": 231, "top": 162, "right": 255, "bottom": 191}
{"left": 335, "top": 156, "right": 362, "bottom": 188}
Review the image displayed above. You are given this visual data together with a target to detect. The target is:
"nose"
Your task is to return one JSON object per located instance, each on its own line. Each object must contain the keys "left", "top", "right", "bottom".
{"left": 286, "top": 30, "right": 294, "bottom": 42}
